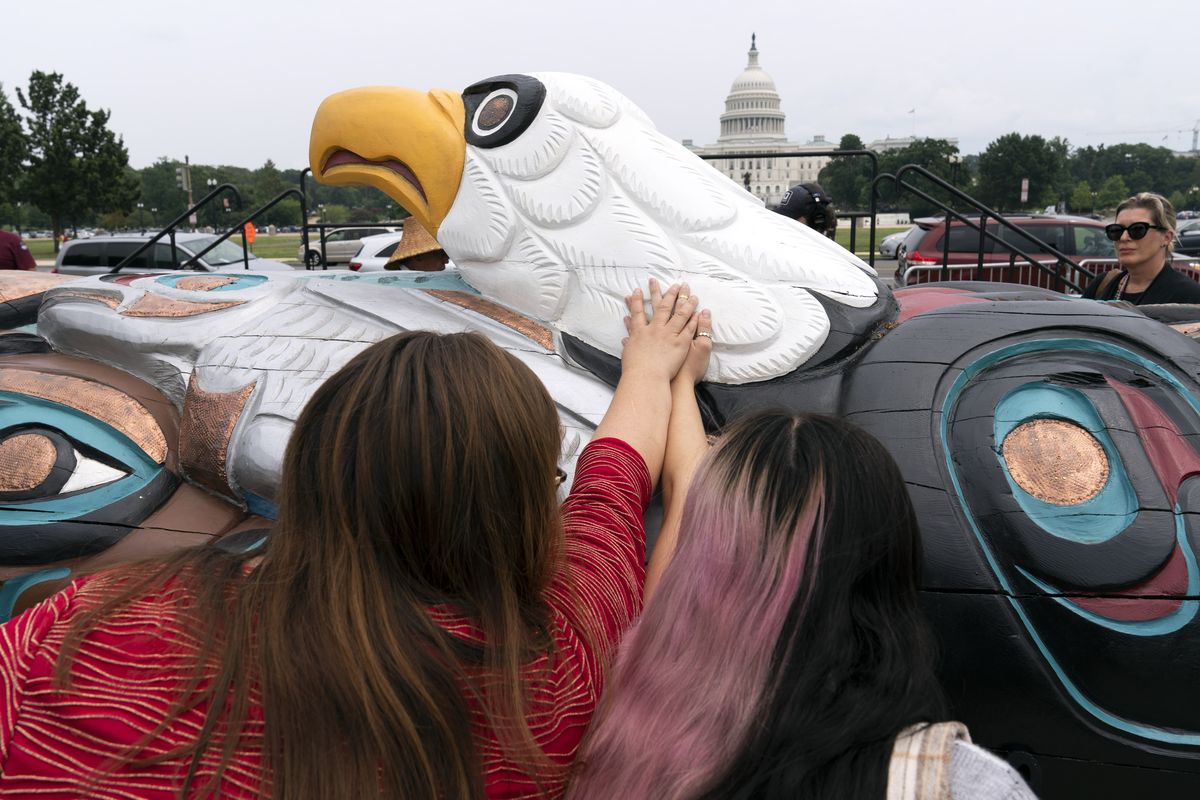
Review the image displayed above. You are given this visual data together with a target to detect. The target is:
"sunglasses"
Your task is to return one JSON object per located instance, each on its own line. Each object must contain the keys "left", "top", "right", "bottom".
{"left": 555, "top": 467, "right": 568, "bottom": 487}
{"left": 1105, "top": 222, "right": 1166, "bottom": 242}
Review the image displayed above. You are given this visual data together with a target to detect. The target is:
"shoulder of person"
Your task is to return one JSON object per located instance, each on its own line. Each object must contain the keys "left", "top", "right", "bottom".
{"left": 1086, "top": 268, "right": 1122, "bottom": 300}
{"left": 1164, "top": 266, "right": 1200, "bottom": 294}
{"left": 950, "top": 740, "right": 1038, "bottom": 800}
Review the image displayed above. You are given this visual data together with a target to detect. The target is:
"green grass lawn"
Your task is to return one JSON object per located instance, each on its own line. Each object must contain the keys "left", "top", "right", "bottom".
{"left": 26, "top": 238, "right": 57, "bottom": 260}
{"left": 836, "top": 225, "right": 908, "bottom": 255}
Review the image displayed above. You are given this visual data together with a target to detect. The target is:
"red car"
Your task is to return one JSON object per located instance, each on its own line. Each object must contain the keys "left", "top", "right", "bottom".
{"left": 895, "top": 214, "right": 1199, "bottom": 292}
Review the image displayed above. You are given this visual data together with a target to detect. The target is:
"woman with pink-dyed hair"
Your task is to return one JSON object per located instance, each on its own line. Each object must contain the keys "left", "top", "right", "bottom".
{"left": 571, "top": 349, "right": 1036, "bottom": 798}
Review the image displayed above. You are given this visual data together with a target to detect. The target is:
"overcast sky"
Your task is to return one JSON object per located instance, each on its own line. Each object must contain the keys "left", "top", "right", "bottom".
{"left": 2, "top": 0, "right": 1197, "bottom": 171}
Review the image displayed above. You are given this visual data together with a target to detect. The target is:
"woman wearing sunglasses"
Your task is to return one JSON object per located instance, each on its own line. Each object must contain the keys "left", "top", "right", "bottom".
{"left": 1082, "top": 192, "right": 1200, "bottom": 305}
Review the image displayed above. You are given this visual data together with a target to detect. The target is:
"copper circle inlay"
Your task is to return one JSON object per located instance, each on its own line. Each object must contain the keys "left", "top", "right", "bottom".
{"left": 1002, "top": 419, "right": 1109, "bottom": 506}
{"left": 0, "top": 433, "right": 57, "bottom": 491}
{"left": 478, "top": 95, "right": 514, "bottom": 129}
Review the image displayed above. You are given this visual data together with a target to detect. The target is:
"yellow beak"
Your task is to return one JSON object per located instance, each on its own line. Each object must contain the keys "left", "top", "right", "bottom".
{"left": 309, "top": 87, "right": 465, "bottom": 238}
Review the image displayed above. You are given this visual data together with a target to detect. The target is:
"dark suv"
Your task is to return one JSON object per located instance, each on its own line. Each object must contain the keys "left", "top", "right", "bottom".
{"left": 1178, "top": 219, "right": 1200, "bottom": 257}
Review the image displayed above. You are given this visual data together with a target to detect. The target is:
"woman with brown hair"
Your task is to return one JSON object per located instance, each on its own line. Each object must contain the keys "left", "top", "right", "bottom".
{"left": 0, "top": 280, "right": 709, "bottom": 799}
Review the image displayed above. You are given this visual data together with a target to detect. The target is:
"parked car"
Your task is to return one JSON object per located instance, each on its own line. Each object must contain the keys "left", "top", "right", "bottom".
{"left": 1177, "top": 219, "right": 1200, "bottom": 257}
{"left": 894, "top": 214, "right": 1198, "bottom": 290}
{"left": 299, "top": 226, "right": 399, "bottom": 267}
{"left": 878, "top": 229, "right": 910, "bottom": 258}
{"left": 347, "top": 232, "right": 405, "bottom": 272}
{"left": 55, "top": 233, "right": 293, "bottom": 276}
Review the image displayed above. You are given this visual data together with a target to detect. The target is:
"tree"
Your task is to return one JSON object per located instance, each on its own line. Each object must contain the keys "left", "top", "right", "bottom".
{"left": 139, "top": 158, "right": 189, "bottom": 226}
{"left": 0, "top": 85, "right": 27, "bottom": 209}
{"left": 16, "top": 71, "right": 138, "bottom": 249}
{"left": 323, "top": 204, "right": 350, "bottom": 224}
{"left": 1096, "top": 175, "right": 1129, "bottom": 211}
{"left": 874, "top": 138, "right": 968, "bottom": 217}
{"left": 1069, "top": 181, "right": 1095, "bottom": 214}
{"left": 976, "top": 133, "right": 1069, "bottom": 212}
{"left": 252, "top": 159, "right": 287, "bottom": 205}
{"left": 818, "top": 134, "right": 872, "bottom": 210}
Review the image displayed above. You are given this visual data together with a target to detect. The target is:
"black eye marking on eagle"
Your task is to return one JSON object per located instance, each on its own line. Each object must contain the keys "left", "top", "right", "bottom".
{"left": 462, "top": 74, "right": 546, "bottom": 149}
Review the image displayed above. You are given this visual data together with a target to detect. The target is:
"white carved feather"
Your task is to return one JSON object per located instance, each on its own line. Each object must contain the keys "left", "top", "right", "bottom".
{"left": 436, "top": 72, "right": 881, "bottom": 383}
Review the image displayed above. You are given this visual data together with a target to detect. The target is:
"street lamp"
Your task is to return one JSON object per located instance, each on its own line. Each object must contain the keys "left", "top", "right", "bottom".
{"left": 136, "top": 202, "right": 145, "bottom": 230}
{"left": 151, "top": 207, "right": 158, "bottom": 226}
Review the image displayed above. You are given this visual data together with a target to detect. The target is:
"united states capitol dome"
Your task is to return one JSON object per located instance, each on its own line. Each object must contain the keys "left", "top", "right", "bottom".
{"left": 719, "top": 34, "right": 786, "bottom": 141}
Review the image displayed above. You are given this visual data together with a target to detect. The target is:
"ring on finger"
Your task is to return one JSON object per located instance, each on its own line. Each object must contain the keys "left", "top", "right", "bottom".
{"left": 696, "top": 331, "right": 713, "bottom": 339}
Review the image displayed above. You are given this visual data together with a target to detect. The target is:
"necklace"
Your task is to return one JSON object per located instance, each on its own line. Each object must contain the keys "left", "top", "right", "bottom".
{"left": 1114, "top": 260, "right": 1169, "bottom": 304}
{"left": 1115, "top": 272, "right": 1130, "bottom": 301}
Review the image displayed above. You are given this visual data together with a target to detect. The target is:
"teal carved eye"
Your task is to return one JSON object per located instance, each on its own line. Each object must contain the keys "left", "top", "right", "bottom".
{"left": 0, "top": 426, "right": 129, "bottom": 501}
{"left": 0, "top": 395, "right": 164, "bottom": 526}
{"left": 993, "top": 384, "right": 1136, "bottom": 543}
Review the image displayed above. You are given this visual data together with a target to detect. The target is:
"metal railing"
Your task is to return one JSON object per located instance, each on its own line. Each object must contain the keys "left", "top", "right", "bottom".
{"left": 875, "top": 165, "right": 1096, "bottom": 294}
{"left": 109, "top": 184, "right": 243, "bottom": 273}
{"left": 110, "top": 183, "right": 312, "bottom": 274}
{"left": 180, "top": 188, "right": 309, "bottom": 270}
{"left": 698, "top": 149, "right": 880, "bottom": 266}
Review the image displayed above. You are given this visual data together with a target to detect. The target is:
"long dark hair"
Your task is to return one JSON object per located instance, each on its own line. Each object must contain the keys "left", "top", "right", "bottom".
{"left": 572, "top": 412, "right": 945, "bottom": 800}
{"left": 61, "top": 331, "right": 565, "bottom": 799}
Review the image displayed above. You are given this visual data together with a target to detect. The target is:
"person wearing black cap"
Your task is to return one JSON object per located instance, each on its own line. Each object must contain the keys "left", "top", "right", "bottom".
{"left": 774, "top": 182, "right": 838, "bottom": 239}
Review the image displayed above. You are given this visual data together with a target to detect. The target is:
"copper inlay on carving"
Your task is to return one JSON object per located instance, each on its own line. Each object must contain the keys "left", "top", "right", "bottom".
{"left": 478, "top": 95, "right": 514, "bottom": 129}
{"left": 0, "top": 371, "right": 167, "bottom": 464}
{"left": 0, "top": 433, "right": 56, "bottom": 491}
{"left": 176, "top": 276, "right": 238, "bottom": 292}
{"left": 1002, "top": 419, "right": 1109, "bottom": 505}
{"left": 1171, "top": 321, "right": 1200, "bottom": 338}
{"left": 0, "top": 272, "right": 76, "bottom": 303}
{"left": 48, "top": 289, "right": 122, "bottom": 309}
{"left": 179, "top": 375, "right": 256, "bottom": 498}
{"left": 121, "top": 292, "right": 243, "bottom": 317}
{"left": 425, "top": 290, "right": 555, "bottom": 351}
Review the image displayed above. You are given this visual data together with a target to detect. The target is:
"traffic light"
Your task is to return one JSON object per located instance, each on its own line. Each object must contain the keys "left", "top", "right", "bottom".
{"left": 175, "top": 166, "right": 186, "bottom": 190}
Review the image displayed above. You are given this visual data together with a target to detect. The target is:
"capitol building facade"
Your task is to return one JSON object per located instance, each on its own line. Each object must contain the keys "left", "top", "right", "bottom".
{"left": 685, "top": 36, "right": 835, "bottom": 208}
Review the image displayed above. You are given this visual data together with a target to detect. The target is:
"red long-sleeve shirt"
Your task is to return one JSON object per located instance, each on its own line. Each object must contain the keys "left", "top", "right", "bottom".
{"left": 0, "top": 231, "right": 36, "bottom": 271}
{"left": 0, "top": 437, "right": 650, "bottom": 798}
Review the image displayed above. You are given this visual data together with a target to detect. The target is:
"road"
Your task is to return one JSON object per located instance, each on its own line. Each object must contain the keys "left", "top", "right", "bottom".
{"left": 872, "top": 258, "right": 898, "bottom": 287}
